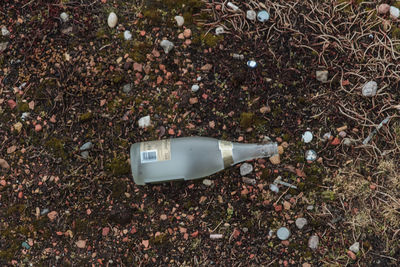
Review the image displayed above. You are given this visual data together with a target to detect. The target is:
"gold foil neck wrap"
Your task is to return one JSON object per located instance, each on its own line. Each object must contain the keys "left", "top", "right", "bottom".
{"left": 140, "top": 139, "right": 171, "bottom": 163}
{"left": 219, "top": 140, "right": 234, "bottom": 168}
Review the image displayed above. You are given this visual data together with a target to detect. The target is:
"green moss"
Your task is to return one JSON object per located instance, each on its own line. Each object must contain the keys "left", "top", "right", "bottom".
{"left": 127, "top": 41, "right": 153, "bottom": 63}
{"left": 240, "top": 112, "right": 255, "bottom": 128}
{"left": 74, "top": 218, "right": 89, "bottom": 234}
{"left": 150, "top": 233, "right": 167, "bottom": 245}
{"left": 107, "top": 156, "right": 130, "bottom": 176}
{"left": 17, "top": 102, "right": 29, "bottom": 112}
{"left": 392, "top": 27, "right": 400, "bottom": 40}
{"left": 260, "top": 168, "right": 273, "bottom": 182}
{"left": 6, "top": 204, "right": 27, "bottom": 216}
{"left": 193, "top": 33, "right": 224, "bottom": 47}
{"left": 0, "top": 241, "right": 19, "bottom": 261}
{"left": 111, "top": 179, "right": 127, "bottom": 199}
{"left": 321, "top": 190, "right": 336, "bottom": 201}
{"left": 45, "top": 137, "right": 68, "bottom": 160}
{"left": 95, "top": 28, "right": 108, "bottom": 39}
{"left": 79, "top": 112, "right": 93, "bottom": 122}
{"left": 143, "top": 8, "right": 163, "bottom": 24}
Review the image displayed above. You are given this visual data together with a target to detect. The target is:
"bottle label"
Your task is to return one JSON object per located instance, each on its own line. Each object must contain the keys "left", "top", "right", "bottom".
{"left": 140, "top": 139, "right": 171, "bottom": 163}
{"left": 218, "top": 140, "right": 233, "bottom": 168}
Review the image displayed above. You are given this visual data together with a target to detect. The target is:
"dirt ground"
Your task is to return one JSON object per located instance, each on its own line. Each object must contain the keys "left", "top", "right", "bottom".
{"left": 1, "top": 0, "right": 400, "bottom": 266}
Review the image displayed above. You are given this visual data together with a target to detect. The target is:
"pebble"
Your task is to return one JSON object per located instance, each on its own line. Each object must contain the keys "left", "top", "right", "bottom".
{"left": 22, "top": 242, "right": 31, "bottom": 250}
{"left": 349, "top": 242, "right": 360, "bottom": 253}
{"left": 362, "top": 81, "right": 377, "bottom": 97}
{"left": 215, "top": 26, "right": 224, "bottom": 35}
{"left": 138, "top": 115, "right": 151, "bottom": 128}
{"left": 242, "top": 227, "right": 248, "bottom": 233}
{"left": 122, "top": 83, "right": 133, "bottom": 93}
{"left": 160, "top": 39, "right": 174, "bottom": 54}
{"left": 76, "top": 240, "right": 86, "bottom": 248}
{"left": 269, "top": 154, "right": 280, "bottom": 165}
{"left": 174, "top": 15, "right": 184, "bottom": 27}
{"left": 0, "top": 158, "right": 9, "bottom": 170}
{"left": 306, "top": 205, "right": 314, "bottom": 211}
{"left": 295, "top": 218, "right": 308, "bottom": 229}
{"left": 316, "top": 70, "right": 328, "bottom": 82}
{"left": 277, "top": 227, "right": 290, "bottom": 240}
{"left": 210, "top": 234, "right": 223, "bottom": 239}
{"left": 302, "top": 131, "right": 313, "bottom": 143}
{"left": 124, "top": 30, "right": 132, "bottom": 40}
{"left": 232, "top": 53, "right": 244, "bottom": 60}
{"left": 260, "top": 106, "right": 271, "bottom": 113}
{"left": 339, "top": 131, "right": 347, "bottom": 138}
{"left": 343, "top": 138, "right": 352, "bottom": 146}
{"left": 35, "top": 124, "right": 42, "bottom": 132}
{"left": 60, "top": 12, "right": 69, "bottom": 23}
{"left": 257, "top": 10, "right": 270, "bottom": 22}
{"left": 247, "top": 60, "right": 257, "bottom": 68}
{"left": 246, "top": 10, "right": 256, "bottom": 20}
{"left": 0, "top": 42, "right": 8, "bottom": 52}
{"left": 203, "top": 179, "right": 213, "bottom": 186}
{"left": 242, "top": 177, "right": 256, "bottom": 185}
{"left": 21, "top": 112, "right": 30, "bottom": 121}
{"left": 183, "top": 28, "right": 191, "bottom": 38}
{"left": 308, "top": 235, "right": 319, "bottom": 250}
{"left": 305, "top": 150, "right": 317, "bottom": 161}
{"left": 191, "top": 84, "right": 199, "bottom": 92}
{"left": 240, "top": 163, "right": 253, "bottom": 176}
{"left": 378, "top": 4, "right": 390, "bottom": 14}
{"left": 81, "top": 151, "right": 89, "bottom": 159}
{"left": 390, "top": 6, "right": 400, "bottom": 18}
{"left": 14, "top": 122, "right": 23, "bottom": 133}
{"left": 107, "top": 12, "right": 118, "bottom": 28}
{"left": 269, "top": 184, "right": 279, "bottom": 193}
{"left": 2, "top": 26, "right": 10, "bottom": 36}
{"left": 40, "top": 208, "right": 49, "bottom": 215}
{"left": 323, "top": 132, "right": 332, "bottom": 140}
{"left": 80, "top": 142, "right": 93, "bottom": 151}
{"left": 227, "top": 2, "right": 239, "bottom": 12}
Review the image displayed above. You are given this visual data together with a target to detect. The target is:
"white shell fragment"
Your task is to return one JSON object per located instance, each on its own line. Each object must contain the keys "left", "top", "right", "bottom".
{"left": 215, "top": 26, "right": 224, "bottom": 35}
{"left": 174, "top": 15, "right": 184, "bottom": 27}
{"left": 302, "top": 131, "right": 313, "bottom": 143}
{"left": 138, "top": 115, "right": 151, "bottom": 128}
{"left": 60, "top": 12, "right": 69, "bottom": 23}
{"left": 160, "top": 39, "right": 174, "bottom": 54}
{"left": 227, "top": 2, "right": 239, "bottom": 12}
{"left": 246, "top": 10, "right": 256, "bottom": 21}
{"left": 124, "top": 30, "right": 132, "bottom": 40}
{"left": 257, "top": 10, "right": 270, "bottom": 22}
{"left": 362, "top": 81, "right": 377, "bottom": 97}
{"left": 107, "top": 12, "right": 118, "bottom": 28}
{"left": 277, "top": 227, "right": 290, "bottom": 240}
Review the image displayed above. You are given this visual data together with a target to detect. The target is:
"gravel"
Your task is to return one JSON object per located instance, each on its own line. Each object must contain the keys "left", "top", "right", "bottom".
{"left": 316, "top": 70, "right": 328, "bottom": 82}
{"left": 240, "top": 163, "right": 253, "bottom": 176}
{"left": 277, "top": 227, "right": 290, "bottom": 240}
{"left": 295, "top": 217, "right": 308, "bottom": 230}
{"left": 308, "top": 235, "right": 319, "bottom": 250}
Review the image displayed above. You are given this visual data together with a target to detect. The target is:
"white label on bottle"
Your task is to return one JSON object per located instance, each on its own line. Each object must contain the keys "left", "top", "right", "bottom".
{"left": 140, "top": 139, "right": 171, "bottom": 164}
{"left": 141, "top": 150, "right": 157, "bottom": 163}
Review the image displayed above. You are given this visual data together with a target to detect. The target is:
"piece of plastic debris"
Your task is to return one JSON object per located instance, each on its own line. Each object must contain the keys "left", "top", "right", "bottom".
{"left": 215, "top": 26, "right": 224, "bottom": 35}
{"left": 277, "top": 227, "right": 290, "bottom": 240}
{"left": 274, "top": 177, "right": 297, "bottom": 189}
{"left": 302, "top": 131, "right": 313, "bottom": 143}
{"left": 160, "top": 39, "right": 174, "bottom": 54}
{"left": 191, "top": 84, "right": 200, "bottom": 92}
{"left": 240, "top": 163, "right": 253, "bottom": 176}
{"left": 124, "top": 30, "right": 132, "bottom": 40}
{"left": 257, "top": 10, "right": 270, "bottom": 22}
{"left": 362, "top": 81, "right": 377, "bottom": 97}
{"left": 174, "top": 15, "right": 184, "bottom": 27}
{"left": 269, "top": 183, "right": 279, "bottom": 193}
{"left": 305, "top": 150, "right": 317, "bottom": 161}
{"left": 247, "top": 60, "right": 257, "bottom": 68}
{"left": 138, "top": 115, "right": 151, "bottom": 128}
{"left": 227, "top": 2, "right": 239, "bottom": 12}
{"left": 210, "top": 234, "right": 223, "bottom": 239}
{"left": 107, "top": 12, "right": 118, "bottom": 28}
{"left": 390, "top": 6, "right": 400, "bottom": 18}
{"left": 22, "top": 241, "right": 31, "bottom": 250}
{"left": 295, "top": 218, "right": 308, "bottom": 229}
{"left": 60, "top": 12, "right": 69, "bottom": 23}
{"left": 362, "top": 116, "right": 390, "bottom": 145}
{"left": 246, "top": 10, "right": 256, "bottom": 20}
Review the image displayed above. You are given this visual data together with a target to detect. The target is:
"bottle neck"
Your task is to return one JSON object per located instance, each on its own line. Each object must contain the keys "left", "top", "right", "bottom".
{"left": 231, "top": 142, "right": 278, "bottom": 165}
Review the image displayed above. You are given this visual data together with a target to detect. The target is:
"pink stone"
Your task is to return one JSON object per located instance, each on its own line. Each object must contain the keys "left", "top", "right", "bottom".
{"left": 183, "top": 28, "right": 191, "bottom": 38}
{"left": 378, "top": 4, "right": 390, "bottom": 14}
{"left": 35, "top": 124, "right": 42, "bottom": 132}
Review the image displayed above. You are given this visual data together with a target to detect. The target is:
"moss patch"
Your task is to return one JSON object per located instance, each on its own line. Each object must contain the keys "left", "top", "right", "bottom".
{"left": 45, "top": 137, "right": 68, "bottom": 160}
{"left": 240, "top": 112, "right": 255, "bottom": 128}
{"left": 107, "top": 156, "right": 130, "bottom": 176}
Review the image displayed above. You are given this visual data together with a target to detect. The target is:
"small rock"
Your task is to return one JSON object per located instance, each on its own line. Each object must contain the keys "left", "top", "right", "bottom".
{"left": 203, "top": 179, "right": 213, "bottom": 186}
{"left": 339, "top": 131, "right": 347, "bottom": 138}
{"left": 183, "top": 28, "right": 191, "bottom": 38}
{"left": 242, "top": 227, "right": 248, "bottom": 233}
{"left": 323, "top": 132, "right": 332, "bottom": 140}
{"left": 227, "top": 2, "right": 239, "bottom": 12}
{"left": 21, "top": 112, "right": 30, "bottom": 121}
{"left": 347, "top": 250, "right": 357, "bottom": 260}
{"left": 210, "top": 234, "right": 223, "bottom": 239}
{"left": 81, "top": 151, "right": 89, "bottom": 159}
{"left": 0, "top": 159, "right": 10, "bottom": 169}
{"left": 21, "top": 241, "right": 31, "bottom": 250}
{"left": 269, "top": 184, "right": 279, "bottom": 193}
{"left": 277, "top": 227, "right": 290, "bottom": 240}
{"left": 343, "top": 138, "right": 352, "bottom": 146}
{"left": 302, "top": 131, "right": 313, "bottom": 143}
{"left": 232, "top": 53, "right": 244, "bottom": 60}
{"left": 246, "top": 10, "right": 256, "bottom": 20}
{"left": 260, "top": 106, "right": 271, "bottom": 113}
{"left": 390, "top": 6, "right": 400, "bottom": 18}
{"left": 80, "top": 142, "right": 93, "bottom": 151}
{"left": 14, "top": 122, "right": 23, "bottom": 133}
{"left": 133, "top": 63, "right": 143, "bottom": 72}
{"left": 47, "top": 211, "right": 58, "bottom": 221}
{"left": 316, "top": 70, "right": 329, "bottom": 82}
{"left": 305, "top": 150, "right": 317, "bottom": 162}
{"left": 35, "top": 124, "right": 42, "bottom": 132}
{"left": 102, "top": 227, "right": 110, "bottom": 236}
{"left": 40, "top": 208, "right": 49, "bottom": 215}
{"left": 306, "top": 205, "right": 314, "bottom": 211}
{"left": 349, "top": 242, "right": 360, "bottom": 254}
{"left": 215, "top": 26, "right": 224, "bottom": 35}
{"left": 201, "top": 63, "right": 213, "bottom": 71}
{"left": 308, "top": 235, "right": 319, "bottom": 250}
{"left": 191, "top": 84, "right": 199, "bottom": 92}
{"left": 122, "top": 83, "right": 133, "bottom": 93}
{"left": 269, "top": 154, "right": 280, "bottom": 165}
{"left": 0, "top": 42, "right": 8, "bottom": 52}
{"left": 378, "top": 4, "right": 390, "bottom": 14}
{"left": 257, "top": 10, "right": 270, "bottom": 22}
{"left": 75, "top": 240, "right": 86, "bottom": 248}
{"left": 107, "top": 12, "right": 118, "bottom": 28}
{"left": 240, "top": 163, "right": 253, "bottom": 176}
{"left": 60, "top": 12, "right": 69, "bottom": 23}
{"left": 278, "top": 145, "right": 284, "bottom": 155}
{"left": 174, "top": 15, "right": 184, "bottom": 27}
{"left": 295, "top": 218, "right": 308, "bottom": 230}
{"left": 138, "top": 115, "right": 151, "bottom": 128}
{"left": 242, "top": 177, "right": 256, "bottom": 185}
{"left": 247, "top": 60, "right": 257, "bottom": 68}
{"left": 1, "top": 26, "right": 10, "bottom": 36}
{"left": 124, "top": 30, "right": 132, "bottom": 40}
{"left": 362, "top": 81, "right": 377, "bottom": 97}
{"left": 160, "top": 39, "right": 174, "bottom": 54}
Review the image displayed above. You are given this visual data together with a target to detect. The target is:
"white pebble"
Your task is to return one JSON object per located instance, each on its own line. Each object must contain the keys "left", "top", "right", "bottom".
{"left": 316, "top": 70, "right": 328, "bottom": 82}
{"left": 246, "top": 10, "right": 256, "bottom": 20}
{"left": 174, "top": 16, "right": 184, "bottom": 27}
{"left": 277, "top": 227, "right": 290, "bottom": 240}
{"left": 362, "top": 81, "right": 377, "bottom": 97}
{"left": 227, "top": 2, "right": 239, "bottom": 12}
{"left": 240, "top": 163, "right": 253, "bottom": 176}
{"left": 160, "top": 39, "right": 174, "bottom": 54}
{"left": 60, "top": 12, "right": 69, "bottom": 23}
{"left": 269, "top": 184, "right": 279, "bottom": 193}
{"left": 349, "top": 242, "right": 360, "bottom": 254}
{"left": 302, "top": 131, "right": 313, "bottom": 143}
{"left": 210, "top": 234, "right": 223, "bottom": 239}
{"left": 124, "top": 30, "right": 132, "bottom": 40}
{"left": 390, "top": 6, "right": 400, "bottom": 18}
{"left": 323, "top": 132, "right": 332, "bottom": 140}
{"left": 107, "top": 12, "right": 118, "bottom": 28}
{"left": 1, "top": 27, "right": 10, "bottom": 36}
{"left": 295, "top": 218, "right": 308, "bottom": 230}
{"left": 191, "top": 84, "right": 200, "bottom": 92}
{"left": 308, "top": 235, "right": 319, "bottom": 250}
{"left": 215, "top": 26, "right": 224, "bottom": 35}
{"left": 138, "top": 115, "right": 151, "bottom": 128}
{"left": 203, "top": 179, "right": 213, "bottom": 186}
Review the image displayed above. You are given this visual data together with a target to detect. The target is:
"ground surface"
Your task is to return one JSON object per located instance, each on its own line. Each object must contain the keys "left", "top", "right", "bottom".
{"left": 1, "top": 0, "right": 400, "bottom": 266}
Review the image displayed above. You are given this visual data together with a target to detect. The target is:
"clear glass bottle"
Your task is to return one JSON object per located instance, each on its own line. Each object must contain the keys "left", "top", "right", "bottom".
{"left": 130, "top": 136, "right": 278, "bottom": 185}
